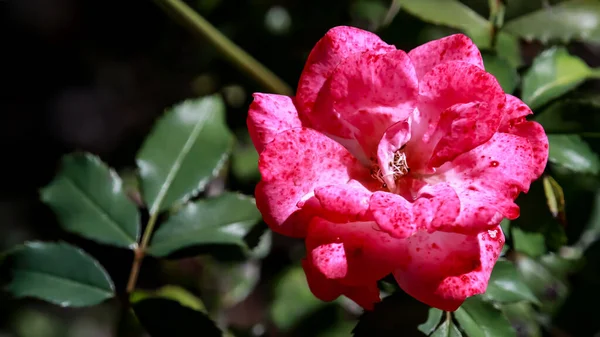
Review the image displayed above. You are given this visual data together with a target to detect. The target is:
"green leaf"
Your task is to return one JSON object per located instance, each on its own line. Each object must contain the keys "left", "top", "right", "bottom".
{"left": 514, "top": 255, "right": 569, "bottom": 314}
{"left": 512, "top": 227, "right": 547, "bottom": 258}
{"left": 503, "top": 0, "right": 600, "bottom": 44}
{"left": 148, "top": 192, "right": 261, "bottom": 257}
{"left": 482, "top": 53, "right": 519, "bottom": 94}
{"left": 521, "top": 47, "right": 593, "bottom": 110}
{"left": 483, "top": 260, "right": 540, "bottom": 304}
{"left": 431, "top": 319, "right": 463, "bottom": 337}
{"left": 198, "top": 258, "right": 261, "bottom": 309}
{"left": 454, "top": 296, "right": 516, "bottom": 337}
{"left": 6, "top": 241, "right": 115, "bottom": 307}
{"left": 137, "top": 95, "right": 234, "bottom": 215}
{"left": 231, "top": 132, "right": 260, "bottom": 182}
{"left": 501, "top": 302, "right": 542, "bottom": 337}
{"left": 40, "top": 153, "right": 140, "bottom": 248}
{"left": 495, "top": 32, "right": 523, "bottom": 68}
{"left": 133, "top": 298, "right": 222, "bottom": 337}
{"left": 418, "top": 308, "right": 444, "bottom": 335}
{"left": 548, "top": 134, "right": 600, "bottom": 174}
{"left": 399, "top": 0, "right": 492, "bottom": 47}
{"left": 271, "top": 266, "right": 327, "bottom": 331}
{"left": 131, "top": 285, "right": 207, "bottom": 313}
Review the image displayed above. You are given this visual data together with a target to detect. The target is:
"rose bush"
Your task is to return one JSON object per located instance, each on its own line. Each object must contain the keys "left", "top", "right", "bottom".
{"left": 247, "top": 26, "right": 548, "bottom": 311}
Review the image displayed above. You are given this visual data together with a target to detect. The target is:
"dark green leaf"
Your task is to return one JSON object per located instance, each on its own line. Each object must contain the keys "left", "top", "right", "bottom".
{"left": 40, "top": 153, "right": 140, "bottom": 248}
{"left": 431, "top": 319, "right": 462, "bottom": 337}
{"left": 503, "top": 0, "right": 600, "bottom": 44}
{"left": 535, "top": 94, "right": 600, "bottom": 134}
{"left": 6, "top": 241, "right": 114, "bottom": 307}
{"left": 136, "top": 95, "right": 234, "bottom": 215}
{"left": 483, "top": 260, "right": 540, "bottom": 304}
{"left": 148, "top": 192, "right": 261, "bottom": 257}
{"left": 133, "top": 298, "right": 222, "bottom": 337}
{"left": 454, "top": 296, "right": 516, "bottom": 337}
{"left": 548, "top": 134, "right": 600, "bottom": 174}
{"left": 271, "top": 266, "right": 327, "bottom": 331}
{"left": 482, "top": 53, "right": 519, "bottom": 94}
{"left": 501, "top": 302, "right": 542, "bottom": 337}
{"left": 514, "top": 255, "right": 569, "bottom": 314}
{"left": 418, "top": 308, "right": 443, "bottom": 335}
{"left": 399, "top": 0, "right": 492, "bottom": 47}
{"left": 521, "top": 47, "right": 593, "bottom": 110}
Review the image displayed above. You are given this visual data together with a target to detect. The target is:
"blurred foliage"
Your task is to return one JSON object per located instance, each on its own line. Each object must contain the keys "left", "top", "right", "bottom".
{"left": 1, "top": 0, "right": 600, "bottom": 336}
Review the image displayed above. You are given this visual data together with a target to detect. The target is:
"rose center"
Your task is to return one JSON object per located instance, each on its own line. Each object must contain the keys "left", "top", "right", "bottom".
{"left": 370, "top": 149, "right": 410, "bottom": 189}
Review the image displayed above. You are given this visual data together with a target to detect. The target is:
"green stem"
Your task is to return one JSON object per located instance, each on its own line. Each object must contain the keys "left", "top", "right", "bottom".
{"left": 154, "top": 0, "right": 293, "bottom": 96}
{"left": 126, "top": 211, "right": 160, "bottom": 293}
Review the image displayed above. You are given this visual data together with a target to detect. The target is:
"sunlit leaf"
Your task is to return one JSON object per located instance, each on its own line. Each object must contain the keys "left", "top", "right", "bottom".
{"left": 398, "top": 0, "right": 492, "bottom": 47}
{"left": 521, "top": 47, "right": 594, "bottom": 110}
{"left": 40, "top": 153, "right": 140, "bottom": 248}
{"left": 503, "top": 0, "right": 600, "bottom": 44}
{"left": 137, "top": 95, "right": 234, "bottom": 215}
{"left": 483, "top": 260, "right": 540, "bottom": 304}
{"left": 454, "top": 296, "right": 516, "bottom": 337}
{"left": 543, "top": 175, "right": 566, "bottom": 222}
{"left": 148, "top": 193, "right": 261, "bottom": 257}
{"left": 6, "top": 242, "right": 114, "bottom": 307}
{"left": 548, "top": 134, "right": 600, "bottom": 174}
{"left": 418, "top": 307, "right": 443, "bottom": 335}
{"left": 131, "top": 285, "right": 207, "bottom": 313}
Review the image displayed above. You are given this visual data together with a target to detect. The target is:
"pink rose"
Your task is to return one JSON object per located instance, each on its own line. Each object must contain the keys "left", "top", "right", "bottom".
{"left": 247, "top": 26, "right": 548, "bottom": 311}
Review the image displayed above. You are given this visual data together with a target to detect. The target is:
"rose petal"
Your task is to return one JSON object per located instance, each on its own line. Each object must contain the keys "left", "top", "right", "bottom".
{"left": 499, "top": 95, "right": 549, "bottom": 178}
{"left": 412, "top": 182, "right": 461, "bottom": 232}
{"left": 313, "top": 181, "right": 373, "bottom": 222}
{"left": 256, "top": 127, "right": 368, "bottom": 237}
{"left": 306, "top": 217, "right": 409, "bottom": 285}
{"left": 311, "top": 50, "right": 418, "bottom": 157}
{"left": 247, "top": 93, "right": 303, "bottom": 153}
{"left": 393, "top": 226, "right": 504, "bottom": 311}
{"left": 408, "top": 34, "right": 484, "bottom": 80}
{"left": 406, "top": 62, "right": 505, "bottom": 172}
{"left": 432, "top": 132, "right": 534, "bottom": 233}
{"left": 368, "top": 192, "right": 416, "bottom": 239}
{"left": 302, "top": 258, "right": 381, "bottom": 310}
{"left": 296, "top": 26, "right": 396, "bottom": 116}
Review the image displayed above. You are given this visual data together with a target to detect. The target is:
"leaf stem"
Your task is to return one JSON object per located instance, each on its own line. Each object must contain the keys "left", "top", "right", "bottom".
{"left": 153, "top": 0, "right": 293, "bottom": 96}
{"left": 126, "top": 211, "right": 160, "bottom": 293}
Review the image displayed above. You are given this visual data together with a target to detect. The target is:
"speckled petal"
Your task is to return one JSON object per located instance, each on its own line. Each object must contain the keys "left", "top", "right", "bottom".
{"left": 368, "top": 192, "right": 416, "bottom": 239}
{"left": 499, "top": 95, "right": 549, "bottom": 178}
{"left": 433, "top": 132, "right": 534, "bottom": 233}
{"left": 296, "top": 26, "right": 396, "bottom": 116}
{"left": 406, "top": 62, "right": 505, "bottom": 172}
{"left": 306, "top": 217, "right": 409, "bottom": 286}
{"left": 311, "top": 50, "right": 418, "bottom": 157}
{"left": 408, "top": 34, "right": 484, "bottom": 79}
{"left": 393, "top": 226, "right": 504, "bottom": 311}
{"left": 256, "top": 127, "right": 368, "bottom": 237}
{"left": 247, "top": 93, "right": 303, "bottom": 153}
{"left": 302, "top": 257, "right": 381, "bottom": 310}
{"left": 376, "top": 121, "right": 412, "bottom": 192}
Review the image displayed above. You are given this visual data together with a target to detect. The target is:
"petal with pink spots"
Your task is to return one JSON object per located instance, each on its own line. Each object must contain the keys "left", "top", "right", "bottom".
{"left": 247, "top": 93, "right": 303, "bottom": 153}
